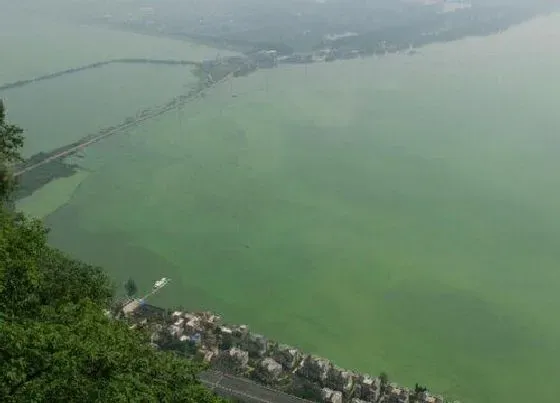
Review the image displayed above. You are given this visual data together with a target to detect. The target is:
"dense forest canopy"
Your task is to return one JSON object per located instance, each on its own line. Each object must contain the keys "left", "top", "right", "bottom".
{"left": 0, "top": 99, "right": 223, "bottom": 402}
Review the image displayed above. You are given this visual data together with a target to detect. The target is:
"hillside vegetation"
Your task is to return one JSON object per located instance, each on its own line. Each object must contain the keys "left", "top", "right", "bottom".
{"left": 0, "top": 100, "right": 223, "bottom": 402}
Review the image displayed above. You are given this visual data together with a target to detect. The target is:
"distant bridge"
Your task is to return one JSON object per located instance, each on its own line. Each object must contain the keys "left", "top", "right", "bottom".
{"left": 0, "top": 58, "right": 202, "bottom": 92}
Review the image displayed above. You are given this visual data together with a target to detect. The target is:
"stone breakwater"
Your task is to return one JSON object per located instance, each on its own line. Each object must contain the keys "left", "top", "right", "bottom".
{"left": 130, "top": 306, "right": 458, "bottom": 403}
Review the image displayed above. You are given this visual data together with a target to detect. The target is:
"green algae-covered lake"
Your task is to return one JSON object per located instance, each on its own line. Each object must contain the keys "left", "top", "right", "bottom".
{"left": 7, "top": 13, "right": 560, "bottom": 403}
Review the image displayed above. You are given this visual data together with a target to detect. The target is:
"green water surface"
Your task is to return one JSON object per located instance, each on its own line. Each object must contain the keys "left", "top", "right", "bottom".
{"left": 10, "top": 14, "right": 560, "bottom": 403}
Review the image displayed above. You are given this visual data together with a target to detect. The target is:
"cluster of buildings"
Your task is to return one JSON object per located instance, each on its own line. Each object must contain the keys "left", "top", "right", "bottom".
{"left": 127, "top": 305, "right": 456, "bottom": 403}
{"left": 201, "top": 50, "right": 279, "bottom": 82}
{"left": 199, "top": 41, "right": 408, "bottom": 84}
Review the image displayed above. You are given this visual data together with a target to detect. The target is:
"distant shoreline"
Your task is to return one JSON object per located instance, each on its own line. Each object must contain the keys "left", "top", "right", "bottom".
{"left": 9, "top": 6, "right": 557, "bottom": 200}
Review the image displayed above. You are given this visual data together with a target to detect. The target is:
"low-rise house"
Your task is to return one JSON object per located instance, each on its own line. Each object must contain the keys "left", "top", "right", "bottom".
{"left": 299, "top": 355, "right": 332, "bottom": 384}
{"left": 321, "top": 387, "right": 343, "bottom": 403}
{"left": 217, "top": 326, "right": 234, "bottom": 348}
{"left": 386, "top": 382, "right": 411, "bottom": 403}
{"left": 185, "top": 317, "right": 202, "bottom": 333}
{"left": 208, "top": 314, "right": 221, "bottom": 324}
{"left": 169, "top": 324, "right": 183, "bottom": 338}
{"left": 274, "top": 344, "right": 302, "bottom": 370}
{"left": 245, "top": 333, "right": 268, "bottom": 358}
{"left": 255, "top": 358, "right": 284, "bottom": 384}
{"left": 220, "top": 326, "right": 233, "bottom": 334}
{"left": 327, "top": 366, "right": 356, "bottom": 396}
{"left": 357, "top": 375, "right": 380, "bottom": 402}
{"left": 420, "top": 394, "right": 445, "bottom": 403}
{"left": 214, "top": 347, "right": 250, "bottom": 375}
{"left": 235, "top": 324, "right": 249, "bottom": 335}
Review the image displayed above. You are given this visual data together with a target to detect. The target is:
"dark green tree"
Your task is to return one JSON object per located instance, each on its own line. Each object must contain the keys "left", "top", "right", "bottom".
{"left": 377, "top": 371, "right": 389, "bottom": 402}
{"left": 0, "top": 208, "right": 113, "bottom": 318}
{"left": 124, "top": 277, "right": 138, "bottom": 298}
{"left": 410, "top": 383, "right": 428, "bottom": 402}
{"left": 0, "top": 303, "right": 219, "bottom": 402}
{"left": 0, "top": 99, "right": 24, "bottom": 203}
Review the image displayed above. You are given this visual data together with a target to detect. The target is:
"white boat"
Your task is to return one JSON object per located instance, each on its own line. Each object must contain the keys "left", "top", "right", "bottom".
{"left": 153, "top": 277, "right": 170, "bottom": 290}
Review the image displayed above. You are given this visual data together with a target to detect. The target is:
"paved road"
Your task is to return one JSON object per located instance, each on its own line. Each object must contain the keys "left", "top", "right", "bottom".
{"left": 199, "top": 370, "right": 314, "bottom": 403}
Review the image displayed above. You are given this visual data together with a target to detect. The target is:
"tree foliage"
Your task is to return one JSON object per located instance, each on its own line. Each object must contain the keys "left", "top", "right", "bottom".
{"left": 0, "top": 100, "right": 24, "bottom": 163}
{"left": 410, "top": 383, "right": 428, "bottom": 403}
{"left": 377, "top": 371, "right": 389, "bottom": 402}
{"left": 379, "top": 371, "right": 389, "bottom": 386}
{"left": 0, "top": 102, "right": 223, "bottom": 402}
{"left": 0, "top": 304, "right": 218, "bottom": 402}
{"left": 124, "top": 277, "right": 138, "bottom": 298}
{"left": 0, "top": 208, "right": 113, "bottom": 318}
{"left": 0, "top": 99, "right": 24, "bottom": 202}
